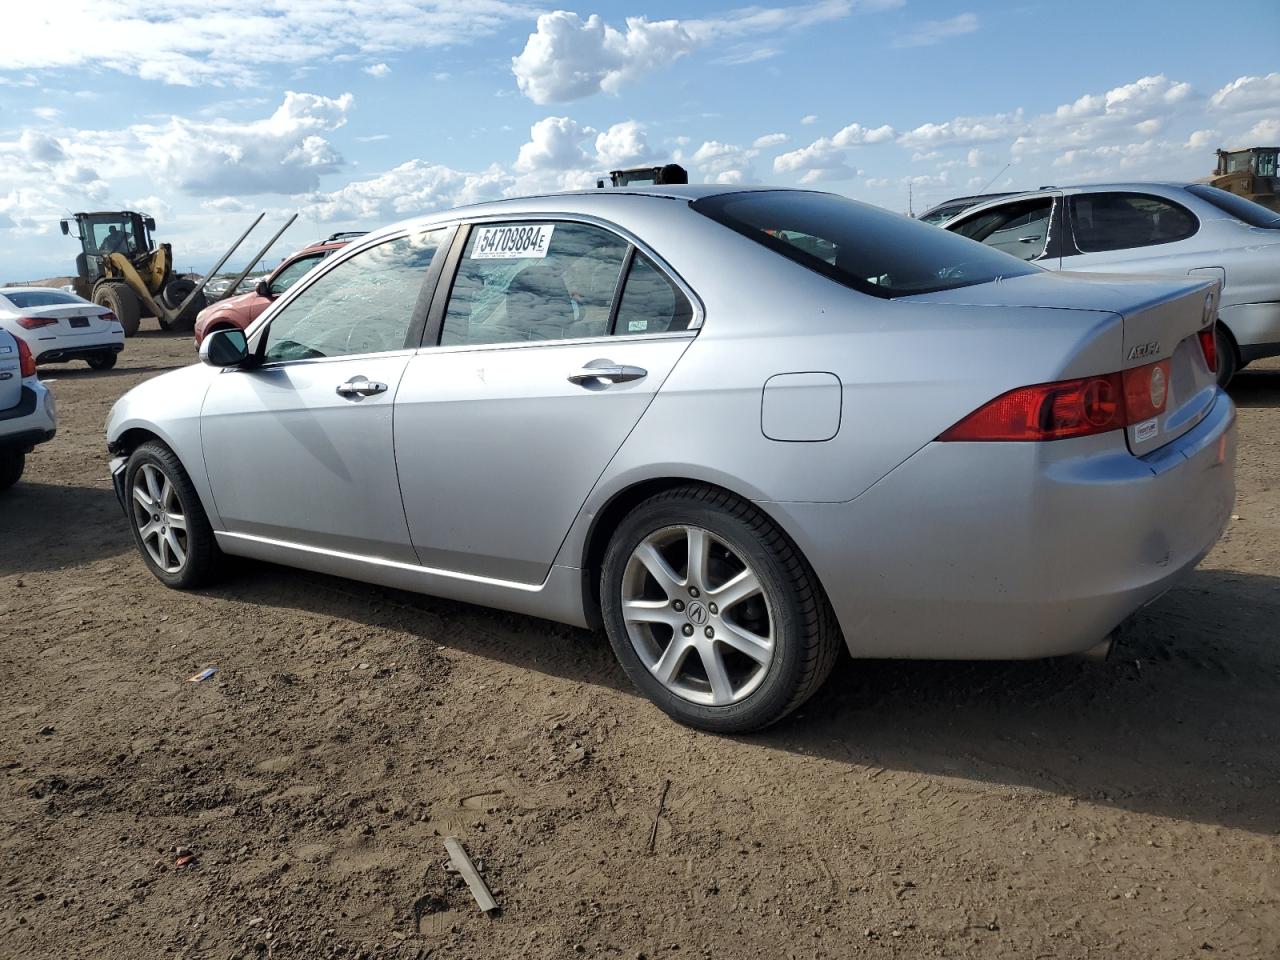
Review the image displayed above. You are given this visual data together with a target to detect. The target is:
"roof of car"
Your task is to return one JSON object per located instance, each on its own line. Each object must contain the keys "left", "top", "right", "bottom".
{"left": 0, "top": 286, "right": 73, "bottom": 294}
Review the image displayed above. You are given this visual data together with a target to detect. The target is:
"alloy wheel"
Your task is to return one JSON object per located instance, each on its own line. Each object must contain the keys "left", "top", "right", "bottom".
{"left": 620, "top": 524, "right": 775, "bottom": 706}
{"left": 131, "top": 463, "right": 189, "bottom": 574}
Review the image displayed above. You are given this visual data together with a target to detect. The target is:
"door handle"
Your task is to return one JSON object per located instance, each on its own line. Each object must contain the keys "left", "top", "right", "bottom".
{"left": 567, "top": 361, "right": 647, "bottom": 386}
{"left": 1017, "top": 235, "right": 1042, "bottom": 244}
{"left": 336, "top": 376, "right": 388, "bottom": 399}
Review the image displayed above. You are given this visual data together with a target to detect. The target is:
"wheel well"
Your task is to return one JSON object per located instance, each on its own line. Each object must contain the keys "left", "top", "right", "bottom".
{"left": 580, "top": 477, "right": 803, "bottom": 623}
{"left": 109, "top": 427, "right": 164, "bottom": 458}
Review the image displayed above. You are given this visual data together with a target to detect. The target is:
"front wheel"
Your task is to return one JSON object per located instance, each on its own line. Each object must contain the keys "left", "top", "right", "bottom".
{"left": 600, "top": 486, "right": 841, "bottom": 733}
{"left": 0, "top": 450, "right": 25, "bottom": 491}
{"left": 125, "top": 441, "right": 222, "bottom": 588}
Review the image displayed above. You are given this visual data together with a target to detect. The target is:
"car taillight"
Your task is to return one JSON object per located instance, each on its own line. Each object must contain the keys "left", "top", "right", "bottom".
{"left": 16, "top": 338, "right": 35, "bottom": 377}
{"left": 940, "top": 359, "right": 1171, "bottom": 443}
{"left": 1198, "top": 323, "right": 1217, "bottom": 373}
{"left": 100, "top": 310, "right": 119, "bottom": 325}
{"left": 16, "top": 316, "right": 57, "bottom": 329}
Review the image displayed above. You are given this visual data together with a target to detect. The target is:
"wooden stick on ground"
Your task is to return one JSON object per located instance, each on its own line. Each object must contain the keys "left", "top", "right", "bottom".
{"left": 647, "top": 779, "right": 672, "bottom": 855}
{"left": 444, "top": 837, "right": 499, "bottom": 914}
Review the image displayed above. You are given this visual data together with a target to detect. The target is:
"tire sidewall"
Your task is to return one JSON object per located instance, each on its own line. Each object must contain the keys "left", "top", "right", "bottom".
{"left": 124, "top": 445, "right": 205, "bottom": 588}
{"left": 601, "top": 496, "right": 809, "bottom": 732}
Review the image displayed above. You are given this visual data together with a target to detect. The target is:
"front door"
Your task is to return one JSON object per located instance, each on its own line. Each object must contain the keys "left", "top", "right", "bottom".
{"left": 201, "top": 229, "right": 449, "bottom": 563}
{"left": 395, "top": 220, "right": 699, "bottom": 584}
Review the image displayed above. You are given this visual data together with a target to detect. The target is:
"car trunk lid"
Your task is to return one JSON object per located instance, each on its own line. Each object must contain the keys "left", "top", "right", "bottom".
{"left": 17, "top": 302, "right": 114, "bottom": 338}
{"left": 901, "top": 269, "right": 1219, "bottom": 455}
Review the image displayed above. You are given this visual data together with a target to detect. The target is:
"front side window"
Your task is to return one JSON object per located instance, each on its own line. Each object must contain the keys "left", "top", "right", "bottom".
{"left": 263, "top": 230, "right": 445, "bottom": 363}
{"left": 692, "top": 190, "right": 1037, "bottom": 298}
{"left": 949, "top": 198, "right": 1054, "bottom": 261}
{"left": 1068, "top": 192, "right": 1198, "bottom": 253}
{"left": 441, "top": 222, "right": 630, "bottom": 346}
{"left": 269, "top": 254, "right": 325, "bottom": 295}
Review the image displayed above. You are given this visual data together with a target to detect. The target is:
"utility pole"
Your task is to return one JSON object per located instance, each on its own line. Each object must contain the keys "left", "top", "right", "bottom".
{"left": 908, "top": 182, "right": 915, "bottom": 218}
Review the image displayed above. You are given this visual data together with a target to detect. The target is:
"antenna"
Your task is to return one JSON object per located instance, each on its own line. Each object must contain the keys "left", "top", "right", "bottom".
{"left": 977, "top": 162, "right": 1012, "bottom": 196}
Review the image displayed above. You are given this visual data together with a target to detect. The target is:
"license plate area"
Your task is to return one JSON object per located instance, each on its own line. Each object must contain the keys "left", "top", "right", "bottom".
{"left": 69, "top": 317, "right": 90, "bottom": 328}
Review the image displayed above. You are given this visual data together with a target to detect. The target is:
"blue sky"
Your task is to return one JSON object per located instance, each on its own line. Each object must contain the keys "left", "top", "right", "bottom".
{"left": 1, "top": 0, "right": 1277, "bottom": 280}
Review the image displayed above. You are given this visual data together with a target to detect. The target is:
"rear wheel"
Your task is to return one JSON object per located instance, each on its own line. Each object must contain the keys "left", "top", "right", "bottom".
{"left": 93, "top": 282, "right": 140, "bottom": 337}
{"left": 125, "top": 441, "right": 222, "bottom": 588}
{"left": 0, "top": 450, "right": 25, "bottom": 491}
{"left": 600, "top": 485, "right": 840, "bottom": 733}
{"left": 1216, "top": 325, "right": 1239, "bottom": 388}
{"left": 160, "top": 278, "right": 207, "bottom": 332}
{"left": 87, "top": 352, "right": 117, "bottom": 371}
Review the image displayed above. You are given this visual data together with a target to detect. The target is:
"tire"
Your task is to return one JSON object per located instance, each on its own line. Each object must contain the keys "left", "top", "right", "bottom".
{"left": 87, "top": 352, "right": 117, "bottom": 371}
{"left": 160, "top": 278, "right": 206, "bottom": 332}
{"left": 0, "top": 450, "right": 24, "bottom": 491}
{"left": 1215, "top": 324, "right": 1239, "bottom": 389}
{"left": 600, "top": 485, "right": 841, "bottom": 733}
{"left": 93, "top": 282, "right": 140, "bottom": 337}
{"left": 124, "top": 441, "right": 222, "bottom": 588}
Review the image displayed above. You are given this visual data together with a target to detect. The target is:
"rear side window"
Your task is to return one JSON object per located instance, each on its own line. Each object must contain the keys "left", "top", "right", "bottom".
{"left": 441, "top": 222, "right": 630, "bottom": 346}
{"left": 614, "top": 252, "right": 693, "bottom": 335}
{"left": 692, "top": 191, "right": 1037, "bottom": 298}
{"left": 949, "top": 198, "right": 1054, "bottom": 261}
{"left": 2, "top": 290, "right": 83, "bottom": 308}
{"left": 1068, "top": 192, "right": 1198, "bottom": 253}
{"left": 1184, "top": 184, "right": 1280, "bottom": 229}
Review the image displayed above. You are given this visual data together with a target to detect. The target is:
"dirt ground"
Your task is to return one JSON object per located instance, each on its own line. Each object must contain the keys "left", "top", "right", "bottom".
{"left": 2, "top": 329, "right": 1277, "bottom": 960}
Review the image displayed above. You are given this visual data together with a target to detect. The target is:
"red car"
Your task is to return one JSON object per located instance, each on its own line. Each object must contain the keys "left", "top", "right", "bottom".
{"left": 193, "top": 233, "right": 363, "bottom": 345}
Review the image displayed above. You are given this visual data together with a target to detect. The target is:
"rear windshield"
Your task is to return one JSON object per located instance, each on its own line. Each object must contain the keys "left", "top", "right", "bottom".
{"left": 1185, "top": 184, "right": 1280, "bottom": 229}
{"left": 2, "top": 290, "right": 83, "bottom": 308}
{"left": 692, "top": 191, "right": 1038, "bottom": 298}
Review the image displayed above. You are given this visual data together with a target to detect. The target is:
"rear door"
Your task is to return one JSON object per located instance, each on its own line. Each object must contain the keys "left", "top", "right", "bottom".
{"left": 394, "top": 219, "right": 698, "bottom": 584}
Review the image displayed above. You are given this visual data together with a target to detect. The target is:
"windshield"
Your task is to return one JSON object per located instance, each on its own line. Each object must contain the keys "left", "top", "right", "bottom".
{"left": 2, "top": 289, "right": 83, "bottom": 308}
{"left": 1185, "top": 184, "right": 1280, "bottom": 229}
{"left": 692, "top": 191, "right": 1039, "bottom": 298}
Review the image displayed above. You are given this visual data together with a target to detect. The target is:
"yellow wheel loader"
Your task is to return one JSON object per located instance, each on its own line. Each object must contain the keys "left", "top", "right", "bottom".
{"left": 60, "top": 210, "right": 297, "bottom": 336}
{"left": 1208, "top": 147, "right": 1279, "bottom": 214}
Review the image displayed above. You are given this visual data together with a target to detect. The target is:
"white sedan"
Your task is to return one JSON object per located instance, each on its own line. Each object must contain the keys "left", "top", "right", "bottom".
{"left": 0, "top": 286, "right": 125, "bottom": 370}
{"left": 941, "top": 182, "right": 1280, "bottom": 385}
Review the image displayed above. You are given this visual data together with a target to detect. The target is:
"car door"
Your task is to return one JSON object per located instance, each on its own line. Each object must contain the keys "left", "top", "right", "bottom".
{"left": 1056, "top": 190, "right": 1201, "bottom": 274}
{"left": 394, "top": 218, "right": 699, "bottom": 584}
{"left": 200, "top": 227, "right": 451, "bottom": 563}
{"left": 946, "top": 193, "right": 1064, "bottom": 269}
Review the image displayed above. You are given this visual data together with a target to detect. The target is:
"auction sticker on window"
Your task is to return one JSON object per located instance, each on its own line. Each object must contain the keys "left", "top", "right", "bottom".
{"left": 471, "top": 224, "right": 555, "bottom": 260}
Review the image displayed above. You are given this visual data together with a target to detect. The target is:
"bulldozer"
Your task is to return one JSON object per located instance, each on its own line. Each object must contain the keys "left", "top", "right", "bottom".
{"left": 1207, "top": 146, "right": 1280, "bottom": 213}
{"left": 60, "top": 210, "right": 297, "bottom": 336}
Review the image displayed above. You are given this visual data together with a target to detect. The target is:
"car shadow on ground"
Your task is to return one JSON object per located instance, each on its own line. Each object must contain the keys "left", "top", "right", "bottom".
{"left": 1228, "top": 368, "right": 1280, "bottom": 408}
{"left": 0, "top": 481, "right": 132, "bottom": 575}
{"left": 209, "top": 561, "right": 1279, "bottom": 836}
{"left": 40, "top": 364, "right": 179, "bottom": 381}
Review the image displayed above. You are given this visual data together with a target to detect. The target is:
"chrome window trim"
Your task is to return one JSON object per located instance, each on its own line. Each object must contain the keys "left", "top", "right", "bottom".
{"left": 413, "top": 330, "right": 696, "bottom": 358}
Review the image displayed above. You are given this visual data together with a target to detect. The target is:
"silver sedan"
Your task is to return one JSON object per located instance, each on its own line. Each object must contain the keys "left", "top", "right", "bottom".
{"left": 106, "top": 187, "right": 1236, "bottom": 732}
{"left": 940, "top": 181, "right": 1280, "bottom": 384}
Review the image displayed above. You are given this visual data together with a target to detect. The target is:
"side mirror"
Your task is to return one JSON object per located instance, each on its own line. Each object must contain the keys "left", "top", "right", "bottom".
{"left": 200, "top": 328, "right": 250, "bottom": 368}
{"left": 60, "top": 220, "right": 71, "bottom": 236}
{"left": 144, "top": 216, "right": 156, "bottom": 231}
{"left": 255, "top": 279, "right": 273, "bottom": 299}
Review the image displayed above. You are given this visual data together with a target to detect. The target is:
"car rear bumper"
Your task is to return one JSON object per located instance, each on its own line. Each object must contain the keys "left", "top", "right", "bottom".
{"left": 0, "top": 384, "right": 57, "bottom": 451}
{"left": 1220, "top": 301, "right": 1280, "bottom": 362}
{"left": 764, "top": 390, "right": 1237, "bottom": 660}
{"left": 35, "top": 342, "right": 124, "bottom": 364}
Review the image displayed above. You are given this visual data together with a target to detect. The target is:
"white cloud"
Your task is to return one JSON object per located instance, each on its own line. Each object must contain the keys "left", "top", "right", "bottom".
{"left": 1247, "top": 117, "right": 1280, "bottom": 142}
{"left": 511, "top": 2, "right": 890, "bottom": 103}
{"left": 514, "top": 116, "right": 594, "bottom": 173}
{"left": 899, "top": 111, "right": 1020, "bottom": 148}
{"left": 1186, "top": 129, "right": 1218, "bottom": 150}
{"left": 364, "top": 63, "right": 391, "bottom": 78}
{"left": 752, "top": 133, "right": 789, "bottom": 149}
{"left": 713, "top": 45, "right": 781, "bottom": 66}
{"left": 774, "top": 121, "right": 894, "bottom": 181}
{"left": 301, "top": 160, "right": 513, "bottom": 223}
{"left": 893, "top": 12, "right": 978, "bottom": 48}
{"left": 134, "top": 91, "right": 354, "bottom": 195}
{"left": 1209, "top": 73, "right": 1280, "bottom": 114}
{"left": 594, "top": 121, "right": 655, "bottom": 168}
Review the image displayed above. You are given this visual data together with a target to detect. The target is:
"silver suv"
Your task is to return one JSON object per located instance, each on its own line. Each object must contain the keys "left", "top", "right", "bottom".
{"left": 0, "top": 329, "right": 57, "bottom": 490}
